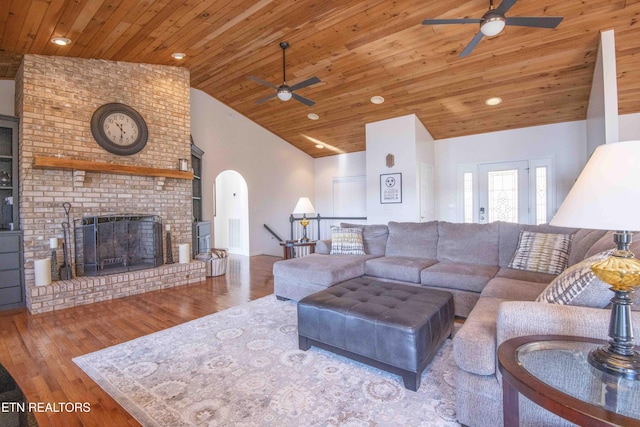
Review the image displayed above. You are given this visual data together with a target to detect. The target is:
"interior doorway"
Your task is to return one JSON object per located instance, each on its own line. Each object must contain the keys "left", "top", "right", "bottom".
{"left": 214, "top": 170, "right": 250, "bottom": 255}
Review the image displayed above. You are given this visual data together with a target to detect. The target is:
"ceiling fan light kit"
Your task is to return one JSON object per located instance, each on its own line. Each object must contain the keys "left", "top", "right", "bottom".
{"left": 277, "top": 87, "right": 293, "bottom": 101}
{"left": 422, "top": 0, "right": 563, "bottom": 57}
{"left": 480, "top": 15, "right": 506, "bottom": 36}
{"left": 248, "top": 41, "right": 321, "bottom": 106}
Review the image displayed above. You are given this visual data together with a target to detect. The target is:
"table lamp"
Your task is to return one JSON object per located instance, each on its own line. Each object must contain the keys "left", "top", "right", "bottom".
{"left": 550, "top": 140, "right": 640, "bottom": 379}
{"left": 293, "top": 197, "right": 315, "bottom": 242}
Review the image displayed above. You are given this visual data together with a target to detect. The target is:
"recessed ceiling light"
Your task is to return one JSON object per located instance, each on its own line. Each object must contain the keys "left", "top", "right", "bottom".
{"left": 485, "top": 96, "right": 503, "bottom": 106}
{"left": 315, "top": 143, "right": 324, "bottom": 149}
{"left": 371, "top": 96, "right": 385, "bottom": 105}
{"left": 51, "top": 37, "right": 71, "bottom": 46}
{"left": 307, "top": 113, "right": 319, "bottom": 120}
{"left": 171, "top": 53, "right": 186, "bottom": 60}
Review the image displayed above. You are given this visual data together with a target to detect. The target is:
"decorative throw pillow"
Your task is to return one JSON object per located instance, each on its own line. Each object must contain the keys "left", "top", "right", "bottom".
{"left": 330, "top": 227, "right": 365, "bottom": 255}
{"left": 536, "top": 250, "right": 615, "bottom": 307}
{"left": 508, "top": 231, "right": 573, "bottom": 275}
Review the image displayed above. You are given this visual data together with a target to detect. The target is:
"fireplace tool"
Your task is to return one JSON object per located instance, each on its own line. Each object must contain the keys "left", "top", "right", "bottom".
{"left": 59, "top": 202, "right": 73, "bottom": 280}
{"left": 60, "top": 222, "right": 72, "bottom": 280}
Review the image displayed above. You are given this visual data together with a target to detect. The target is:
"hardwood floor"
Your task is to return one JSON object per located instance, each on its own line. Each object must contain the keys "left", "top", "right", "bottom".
{"left": 0, "top": 255, "right": 279, "bottom": 427}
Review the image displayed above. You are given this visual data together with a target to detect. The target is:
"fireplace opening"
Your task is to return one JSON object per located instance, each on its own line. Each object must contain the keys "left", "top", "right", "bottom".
{"left": 74, "top": 215, "right": 164, "bottom": 277}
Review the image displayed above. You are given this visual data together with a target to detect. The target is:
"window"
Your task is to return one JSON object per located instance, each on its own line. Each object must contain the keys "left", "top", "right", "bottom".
{"left": 463, "top": 172, "right": 473, "bottom": 223}
{"left": 487, "top": 169, "right": 519, "bottom": 223}
{"left": 535, "top": 166, "right": 548, "bottom": 225}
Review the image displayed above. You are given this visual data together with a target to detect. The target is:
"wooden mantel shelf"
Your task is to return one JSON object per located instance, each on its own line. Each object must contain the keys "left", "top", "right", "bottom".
{"left": 33, "top": 156, "right": 194, "bottom": 180}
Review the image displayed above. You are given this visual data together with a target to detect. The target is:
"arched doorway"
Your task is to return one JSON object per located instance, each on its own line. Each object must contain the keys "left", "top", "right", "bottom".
{"left": 214, "top": 170, "right": 250, "bottom": 255}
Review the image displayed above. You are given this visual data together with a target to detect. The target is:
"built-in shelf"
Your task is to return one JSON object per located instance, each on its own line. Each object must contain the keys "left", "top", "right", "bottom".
{"left": 33, "top": 156, "right": 194, "bottom": 180}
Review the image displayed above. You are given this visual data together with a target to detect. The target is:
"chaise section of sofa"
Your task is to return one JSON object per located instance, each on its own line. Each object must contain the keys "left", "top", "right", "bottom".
{"left": 273, "top": 253, "right": 379, "bottom": 301}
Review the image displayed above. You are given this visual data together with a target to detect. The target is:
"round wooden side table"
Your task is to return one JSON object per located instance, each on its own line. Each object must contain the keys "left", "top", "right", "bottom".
{"left": 498, "top": 335, "right": 640, "bottom": 427}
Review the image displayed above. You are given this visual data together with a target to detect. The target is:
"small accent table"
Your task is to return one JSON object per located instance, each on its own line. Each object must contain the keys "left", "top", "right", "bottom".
{"left": 279, "top": 240, "right": 316, "bottom": 260}
{"left": 498, "top": 335, "right": 640, "bottom": 427}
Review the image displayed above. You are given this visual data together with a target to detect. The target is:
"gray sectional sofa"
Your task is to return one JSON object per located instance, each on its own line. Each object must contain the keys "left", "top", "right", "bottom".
{"left": 273, "top": 220, "right": 640, "bottom": 426}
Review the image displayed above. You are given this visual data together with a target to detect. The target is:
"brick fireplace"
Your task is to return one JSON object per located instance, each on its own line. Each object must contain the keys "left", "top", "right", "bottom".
{"left": 16, "top": 55, "right": 205, "bottom": 314}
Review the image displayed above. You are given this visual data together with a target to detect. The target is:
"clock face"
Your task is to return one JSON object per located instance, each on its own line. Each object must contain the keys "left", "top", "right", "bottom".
{"left": 91, "top": 103, "right": 148, "bottom": 156}
{"left": 103, "top": 112, "right": 140, "bottom": 146}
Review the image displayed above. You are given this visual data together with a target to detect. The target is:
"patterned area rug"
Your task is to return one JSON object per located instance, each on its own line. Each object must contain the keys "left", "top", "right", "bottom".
{"left": 74, "top": 295, "right": 460, "bottom": 426}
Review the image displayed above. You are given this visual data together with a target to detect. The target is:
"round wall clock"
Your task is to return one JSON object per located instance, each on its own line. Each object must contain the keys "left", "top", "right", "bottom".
{"left": 90, "top": 103, "right": 148, "bottom": 156}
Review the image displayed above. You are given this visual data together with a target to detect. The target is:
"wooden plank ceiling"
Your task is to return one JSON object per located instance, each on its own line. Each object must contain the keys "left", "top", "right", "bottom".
{"left": 1, "top": 0, "right": 639, "bottom": 158}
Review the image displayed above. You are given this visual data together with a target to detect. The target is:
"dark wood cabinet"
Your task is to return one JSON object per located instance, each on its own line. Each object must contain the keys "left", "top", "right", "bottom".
{"left": 191, "top": 141, "right": 210, "bottom": 256}
{"left": 0, "top": 115, "right": 18, "bottom": 231}
{"left": 0, "top": 231, "right": 25, "bottom": 309}
{"left": 191, "top": 142, "right": 204, "bottom": 223}
{"left": 0, "top": 116, "right": 23, "bottom": 310}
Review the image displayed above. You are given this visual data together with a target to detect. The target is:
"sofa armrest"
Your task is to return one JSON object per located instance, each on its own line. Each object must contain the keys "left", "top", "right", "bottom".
{"left": 315, "top": 239, "right": 331, "bottom": 254}
{"left": 496, "top": 301, "right": 640, "bottom": 348}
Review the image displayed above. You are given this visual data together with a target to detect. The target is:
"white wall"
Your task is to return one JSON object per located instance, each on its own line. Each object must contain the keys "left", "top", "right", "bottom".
{"left": 619, "top": 113, "right": 640, "bottom": 141}
{"left": 0, "top": 80, "right": 15, "bottom": 116}
{"left": 314, "top": 151, "right": 366, "bottom": 216}
{"left": 190, "top": 88, "right": 314, "bottom": 256}
{"left": 586, "top": 30, "right": 619, "bottom": 155}
{"left": 365, "top": 114, "right": 434, "bottom": 224}
{"left": 435, "top": 120, "right": 588, "bottom": 222}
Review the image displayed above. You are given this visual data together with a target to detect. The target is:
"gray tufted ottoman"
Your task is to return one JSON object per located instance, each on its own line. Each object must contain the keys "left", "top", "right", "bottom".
{"left": 297, "top": 277, "right": 454, "bottom": 391}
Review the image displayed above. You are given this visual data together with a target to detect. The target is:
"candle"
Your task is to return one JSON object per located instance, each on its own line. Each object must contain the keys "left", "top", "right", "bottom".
{"left": 50, "top": 237, "right": 58, "bottom": 249}
{"left": 34, "top": 258, "right": 52, "bottom": 286}
{"left": 178, "top": 243, "right": 190, "bottom": 264}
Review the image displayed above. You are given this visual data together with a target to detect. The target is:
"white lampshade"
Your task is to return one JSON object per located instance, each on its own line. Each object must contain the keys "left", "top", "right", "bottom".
{"left": 550, "top": 141, "right": 640, "bottom": 231}
{"left": 292, "top": 197, "right": 315, "bottom": 215}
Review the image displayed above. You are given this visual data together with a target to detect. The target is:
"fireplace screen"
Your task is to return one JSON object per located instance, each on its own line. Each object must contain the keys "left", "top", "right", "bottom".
{"left": 74, "top": 215, "right": 163, "bottom": 277}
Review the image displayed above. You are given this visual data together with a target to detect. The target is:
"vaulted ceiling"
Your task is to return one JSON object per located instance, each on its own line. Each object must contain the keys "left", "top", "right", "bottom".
{"left": 1, "top": 0, "right": 639, "bottom": 157}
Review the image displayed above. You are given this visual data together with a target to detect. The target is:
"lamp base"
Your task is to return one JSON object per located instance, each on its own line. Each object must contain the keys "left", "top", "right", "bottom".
{"left": 588, "top": 346, "right": 640, "bottom": 380}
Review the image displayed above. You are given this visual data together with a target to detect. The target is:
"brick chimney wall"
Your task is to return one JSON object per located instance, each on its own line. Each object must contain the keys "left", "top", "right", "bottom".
{"left": 15, "top": 55, "right": 203, "bottom": 313}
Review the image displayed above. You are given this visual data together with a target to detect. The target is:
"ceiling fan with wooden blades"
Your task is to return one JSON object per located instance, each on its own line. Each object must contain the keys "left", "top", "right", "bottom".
{"left": 422, "top": 0, "right": 563, "bottom": 58}
{"left": 248, "top": 41, "right": 321, "bottom": 107}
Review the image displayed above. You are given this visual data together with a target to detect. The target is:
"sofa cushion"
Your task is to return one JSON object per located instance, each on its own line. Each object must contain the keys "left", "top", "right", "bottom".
{"left": 330, "top": 227, "right": 365, "bottom": 255}
{"left": 584, "top": 231, "right": 640, "bottom": 259}
{"left": 498, "top": 221, "right": 579, "bottom": 268}
{"left": 482, "top": 277, "right": 549, "bottom": 301}
{"left": 340, "top": 223, "right": 389, "bottom": 256}
{"left": 385, "top": 221, "right": 438, "bottom": 259}
{"left": 273, "top": 253, "right": 377, "bottom": 287}
{"left": 420, "top": 261, "right": 499, "bottom": 293}
{"left": 437, "top": 222, "right": 499, "bottom": 266}
{"left": 536, "top": 250, "right": 615, "bottom": 308}
{"left": 568, "top": 229, "right": 608, "bottom": 266}
{"left": 453, "top": 296, "right": 503, "bottom": 376}
{"left": 508, "top": 231, "right": 572, "bottom": 275}
{"left": 364, "top": 256, "right": 438, "bottom": 284}
{"left": 315, "top": 239, "right": 331, "bottom": 254}
{"left": 495, "top": 267, "right": 556, "bottom": 284}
